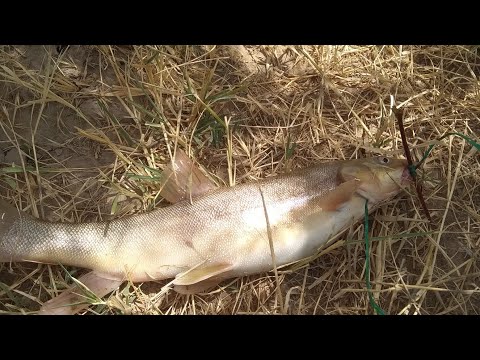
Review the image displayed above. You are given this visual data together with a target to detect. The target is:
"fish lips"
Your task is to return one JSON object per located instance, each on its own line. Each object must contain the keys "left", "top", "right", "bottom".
{"left": 401, "top": 166, "right": 413, "bottom": 185}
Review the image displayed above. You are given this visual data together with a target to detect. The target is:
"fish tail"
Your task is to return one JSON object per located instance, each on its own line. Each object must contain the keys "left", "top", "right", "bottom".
{"left": 0, "top": 199, "right": 31, "bottom": 262}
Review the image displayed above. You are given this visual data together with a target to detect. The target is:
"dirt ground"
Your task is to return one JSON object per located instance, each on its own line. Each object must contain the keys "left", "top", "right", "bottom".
{"left": 0, "top": 45, "right": 478, "bottom": 314}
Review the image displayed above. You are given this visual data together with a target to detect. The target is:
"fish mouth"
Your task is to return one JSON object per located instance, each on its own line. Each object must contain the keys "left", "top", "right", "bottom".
{"left": 401, "top": 166, "right": 413, "bottom": 185}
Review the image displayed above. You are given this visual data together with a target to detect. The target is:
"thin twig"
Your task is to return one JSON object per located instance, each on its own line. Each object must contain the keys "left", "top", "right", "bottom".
{"left": 393, "top": 107, "right": 432, "bottom": 222}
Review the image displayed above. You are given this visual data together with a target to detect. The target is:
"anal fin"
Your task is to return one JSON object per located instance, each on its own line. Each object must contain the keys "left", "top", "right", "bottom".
{"left": 38, "top": 271, "right": 123, "bottom": 315}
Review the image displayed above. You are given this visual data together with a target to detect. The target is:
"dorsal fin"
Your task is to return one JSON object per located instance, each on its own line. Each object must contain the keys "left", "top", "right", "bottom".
{"left": 159, "top": 149, "right": 217, "bottom": 203}
{"left": 36, "top": 150, "right": 217, "bottom": 314}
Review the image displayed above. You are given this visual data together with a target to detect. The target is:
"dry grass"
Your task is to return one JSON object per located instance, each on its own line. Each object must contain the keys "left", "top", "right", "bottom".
{"left": 0, "top": 45, "right": 479, "bottom": 315}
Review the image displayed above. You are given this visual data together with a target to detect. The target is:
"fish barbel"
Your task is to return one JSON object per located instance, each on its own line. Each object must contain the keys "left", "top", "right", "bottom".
{"left": 0, "top": 155, "right": 409, "bottom": 311}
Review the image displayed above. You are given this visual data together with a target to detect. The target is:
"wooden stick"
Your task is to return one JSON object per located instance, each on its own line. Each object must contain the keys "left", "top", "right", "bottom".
{"left": 393, "top": 107, "right": 432, "bottom": 222}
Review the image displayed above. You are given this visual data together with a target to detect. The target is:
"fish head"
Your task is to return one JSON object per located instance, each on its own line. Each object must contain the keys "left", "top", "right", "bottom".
{"left": 339, "top": 156, "right": 410, "bottom": 203}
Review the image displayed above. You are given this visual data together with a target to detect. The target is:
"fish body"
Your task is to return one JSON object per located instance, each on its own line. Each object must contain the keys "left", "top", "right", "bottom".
{"left": 0, "top": 156, "right": 408, "bottom": 291}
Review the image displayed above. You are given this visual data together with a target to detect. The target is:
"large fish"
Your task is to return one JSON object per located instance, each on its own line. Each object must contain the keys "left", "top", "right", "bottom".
{"left": 0, "top": 153, "right": 409, "bottom": 314}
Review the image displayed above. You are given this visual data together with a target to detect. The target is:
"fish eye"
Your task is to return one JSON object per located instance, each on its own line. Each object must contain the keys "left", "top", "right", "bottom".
{"left": 378, "top": 156, "right": 390, "bottom": 164}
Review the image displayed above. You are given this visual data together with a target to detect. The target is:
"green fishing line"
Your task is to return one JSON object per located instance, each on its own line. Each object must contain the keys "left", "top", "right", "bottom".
{"left": 363, "top": 132, "right": 480, "bottom": 315}
{"left": 364, "top": 199, "right": 385, "bottom": 315}
{"left": 414, "top": 132, "right": 480, "bottom": 175}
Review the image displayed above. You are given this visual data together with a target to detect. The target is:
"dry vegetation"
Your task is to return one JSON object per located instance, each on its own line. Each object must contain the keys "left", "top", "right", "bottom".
{"left": 0, "top": 45, "right": 479, "bottom": 315}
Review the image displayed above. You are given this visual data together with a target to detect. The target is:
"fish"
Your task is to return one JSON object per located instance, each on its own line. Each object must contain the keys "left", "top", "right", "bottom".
{"left": 0, "top": 153, "right": 409, "bottom": 314}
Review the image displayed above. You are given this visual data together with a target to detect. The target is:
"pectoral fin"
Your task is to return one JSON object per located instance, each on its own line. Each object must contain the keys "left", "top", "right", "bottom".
{"left": 173, "top": 263, "right": 233, "bottom": 286}
{"left": 317, "top": 179, "right": 361, "bottom": 211}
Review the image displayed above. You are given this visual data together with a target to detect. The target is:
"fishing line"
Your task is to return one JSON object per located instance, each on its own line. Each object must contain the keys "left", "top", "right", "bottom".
{"left": 363, "top": 132, "right": 480, "bottom": 315}
{"left": 364, "top": 199, "right": 385, "bottom": 315}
